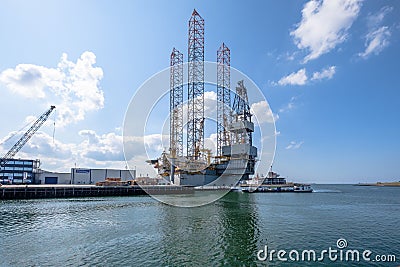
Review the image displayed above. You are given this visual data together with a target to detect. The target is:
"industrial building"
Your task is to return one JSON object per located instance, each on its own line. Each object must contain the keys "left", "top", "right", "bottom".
{"left": 37, "top": 168, "right": 136, "bottom": 185}
{"left": 70, "top": 168, "right": 136, "bottom": 185}
{"left": 0, "top": 158, "right": 40, "bottom": 184}
{"left": 0, "top": 160, "right": 136, "bottom": 185}
{"left": 36, "top": 170, "right": 72, "bottom": 184}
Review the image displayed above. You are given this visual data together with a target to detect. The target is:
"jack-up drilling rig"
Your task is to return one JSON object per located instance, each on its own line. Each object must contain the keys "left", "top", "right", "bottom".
{"left": 151, "top": 10, "right": 257, "bottom": 187}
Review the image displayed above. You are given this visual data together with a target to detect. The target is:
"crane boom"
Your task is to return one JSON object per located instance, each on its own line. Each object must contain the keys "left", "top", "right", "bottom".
{"left": 0, "top": 106, "right": 56, "bottom": 167}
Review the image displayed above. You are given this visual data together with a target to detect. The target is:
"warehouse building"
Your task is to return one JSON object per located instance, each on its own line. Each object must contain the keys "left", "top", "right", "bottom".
{"left": 1, "top": 157, "right": 137, "bottom": 185}
{"left": 71, "top": 168, "right": 136, "bottom": 185}
{"left": 35, "top": 167, "right": 136, "bottom": 185}
{"left": 36, "top": 170, "right": 71, "bottom": 184}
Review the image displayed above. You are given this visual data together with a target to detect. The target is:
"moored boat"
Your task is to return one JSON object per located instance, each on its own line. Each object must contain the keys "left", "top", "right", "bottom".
{"left": 293, "top": 183, "right": 313, "bottom": 192}
{"left": 238, "top": 170, "right": 313, "bottom": 193}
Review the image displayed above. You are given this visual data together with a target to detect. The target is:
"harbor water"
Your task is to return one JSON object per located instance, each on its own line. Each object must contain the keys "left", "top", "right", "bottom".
{"left": 0, "top": 184, "right": 399, "bottom": 266}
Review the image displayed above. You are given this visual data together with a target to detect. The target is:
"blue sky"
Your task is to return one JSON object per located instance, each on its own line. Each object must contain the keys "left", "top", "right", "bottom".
{"left": 0, "top": 0, "right": 399, "bottom": 183}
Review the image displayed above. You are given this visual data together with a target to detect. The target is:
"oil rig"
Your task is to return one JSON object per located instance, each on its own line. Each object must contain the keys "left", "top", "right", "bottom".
{"left": 150, "top": 10, "right": 257, "bottom": 187}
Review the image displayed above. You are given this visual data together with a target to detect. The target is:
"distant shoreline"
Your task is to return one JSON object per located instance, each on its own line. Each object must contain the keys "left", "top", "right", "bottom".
{"left": 355, "top": 181, "right": 400, "bottom": 187}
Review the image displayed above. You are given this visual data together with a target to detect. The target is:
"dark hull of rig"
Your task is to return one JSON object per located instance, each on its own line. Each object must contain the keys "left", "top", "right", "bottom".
{"left": 172, "top": 143, "right": 257, "bottom": 187}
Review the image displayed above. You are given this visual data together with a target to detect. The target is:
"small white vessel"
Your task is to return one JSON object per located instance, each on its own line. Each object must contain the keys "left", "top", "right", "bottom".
{"left": 293, "top": 184, "right": 313, "bottom": 193}
{"left": 239, "top": 170, "right": 313, "bottom": 193}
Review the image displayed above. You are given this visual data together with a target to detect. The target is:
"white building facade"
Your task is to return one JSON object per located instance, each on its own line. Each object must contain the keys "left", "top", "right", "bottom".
{"left": 71, "top": 168, "right": 136, "bottom": 185}
{"left": 36, "top": 168, "right": 136, "bottom": 185}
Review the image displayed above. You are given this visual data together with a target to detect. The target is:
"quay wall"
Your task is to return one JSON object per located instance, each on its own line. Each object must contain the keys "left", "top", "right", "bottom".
{"left": 0, "top": 185, "right": 193, "bottom": 200}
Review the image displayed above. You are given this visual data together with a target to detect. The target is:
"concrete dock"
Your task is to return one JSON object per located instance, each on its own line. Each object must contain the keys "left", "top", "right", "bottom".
{"left": 0, "top": 184, "right": 194, "bottom": 200}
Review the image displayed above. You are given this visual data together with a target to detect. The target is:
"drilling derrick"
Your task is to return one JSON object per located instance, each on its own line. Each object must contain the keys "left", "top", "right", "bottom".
{"left": 187, "top": 9, "right": 205, "bottom": 161}
{"left": 232, "top": 80, "right": 252, "bottom": 145}
{"left": 170, "top": 48, "right": 184, "bottom": 158}
{"left": 217, "top": 43, "right": 231, "bottom": 160}
{"left": 221, "top": 80, "right": 257, "bottom": 180}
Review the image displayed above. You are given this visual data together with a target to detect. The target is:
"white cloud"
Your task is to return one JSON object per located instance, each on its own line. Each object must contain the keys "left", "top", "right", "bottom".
{"left": 250, "top": 100, "right": 278, "bottom": 124}
{"left": 24, "top": 115, "right": 37, "bottom": 125}
{"left": 359, "top": 27, "right": 391, "bottom": 59}
{"left": 0, "top": 51, "right": 104, "bottom": 127}
{"left": 124, "top": 133, "right": 167, "bottom": 159}
{"left": 278, "top": 69, "right": 308, "bottom": 86}
{"left": 285, "top": 141, "right": 304, "bottom": 150}
{"left": 204, "top": 133, "right": 217, "bottom": 154}
{"left": 291, "top": 0, "right": 362, "bottom": 62}
{"left": 277, "top": 51, "right": 298, "bottom": 61}
{"left": 79, "top": 130, "right": 124, "bottom": 161}
{"left": 276, "top": 66, "right": 336, "bottom": 86}
{"left": 203, "top": 91, "right": 217, "bottom": 117}
{"left": 367, "top": 6, "right": 393, "bottom": 28}
{"left": 144, "top": 134, "right": 167, "bottom": 155}
{"left": 359, "top": 6, "right": 393, "bottom": 59}
{"left": 311, "top": 66, "right": 336, "bottom": 80}
{"left": 279, "top": 96, "right": 297, "bottom": 113}
{"left": 26, "top": 132, "right": 74, "bottom": 159}
{"left": 0, "top": 65, "right": 60, "bottom": 98}
{"left": 1, "top": 130, "right": 74, "bottom": 165}
{"left": 79, "top": 130, "right": 99, "bottom": 144}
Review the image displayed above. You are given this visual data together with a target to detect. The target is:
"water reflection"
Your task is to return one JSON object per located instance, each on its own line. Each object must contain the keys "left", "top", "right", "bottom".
{"left": 159, "top": 192, "right": 260, "bottom": 266}
{"left": 217, "top": 192, "right": 260, "bottom": 266}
